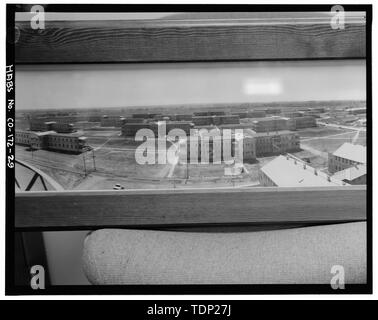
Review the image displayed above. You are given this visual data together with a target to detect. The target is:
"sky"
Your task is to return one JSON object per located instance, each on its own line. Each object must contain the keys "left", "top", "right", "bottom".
{"left": 16, "top": 60, "right": 366, "bottom": 110}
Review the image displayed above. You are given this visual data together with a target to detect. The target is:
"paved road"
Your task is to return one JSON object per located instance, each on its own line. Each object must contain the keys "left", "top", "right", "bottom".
{"left": 301, "top": 131, "right": 356, "bottom": 142}
{"left": 317, "top": 121, "right": 366, "bottom": 132}
{"left": 93, "top": 132, "right": 121, "bottom": 151}
{"left": 352, "top": 129, "right": 362, "bottom": 144}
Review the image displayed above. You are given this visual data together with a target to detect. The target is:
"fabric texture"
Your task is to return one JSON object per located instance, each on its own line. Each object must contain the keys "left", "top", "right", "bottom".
{"left": 82, "top": 222, "right": 366, "bottom": 284}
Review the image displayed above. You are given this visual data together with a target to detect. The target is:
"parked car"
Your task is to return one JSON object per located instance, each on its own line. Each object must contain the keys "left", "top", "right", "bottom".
{"left": 113, "top": 183, "right": 125, "bottom": 190}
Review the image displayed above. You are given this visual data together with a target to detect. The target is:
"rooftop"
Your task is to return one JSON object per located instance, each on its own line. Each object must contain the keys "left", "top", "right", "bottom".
{"left": 33, "top": 130, "right": 56, "bottom": 136}
{"left": 16, "top": 130, "right": 56, "bottom": 136}
{"left": 332, "top": 142, "right": 366, "bottom": 164}
{"left": 155, "top": 121, "right": 193, "bottom": 125}
{"left": 261, "top": 155, "right": 347, "bottom": 187}
{"left": 332, "top": 164, "right": 367, "bottom": 181}
{"left": 47, "top": 130, "right": 84, "bottom": 137}
{"left": 252, "top": 116, "right": 288, "bottom": 123}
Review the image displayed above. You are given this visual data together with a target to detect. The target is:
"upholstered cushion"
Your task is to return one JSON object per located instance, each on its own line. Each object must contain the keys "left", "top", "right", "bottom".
{"left": 82, "top": 222, "right": 366, "bottom": 284}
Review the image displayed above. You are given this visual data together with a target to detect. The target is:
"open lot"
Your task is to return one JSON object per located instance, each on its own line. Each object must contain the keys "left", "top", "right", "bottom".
{"left": 15, "top": 112, "right": 367, "bottom": 190}
{"left": 301, "top": 131, "right": 364, "bottom": 154}
{"left": 296, "top": 127, "right": 366, "bottom": 172}
{"left": 353, "top": 131, "right": 366, "bottom": 146}
{"left": 16, "top": 142, "right": 173, "bottom": 190}
{"left": 297, "top": 126, "right": 353, "bottom": 138}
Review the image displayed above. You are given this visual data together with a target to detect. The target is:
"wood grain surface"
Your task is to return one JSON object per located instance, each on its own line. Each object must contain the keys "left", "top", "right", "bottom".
{"left": 15, "top": 17, "right": 366, "bottom": 63}
{"left": 15, "top": 186, "right": 366, "bottom": 230}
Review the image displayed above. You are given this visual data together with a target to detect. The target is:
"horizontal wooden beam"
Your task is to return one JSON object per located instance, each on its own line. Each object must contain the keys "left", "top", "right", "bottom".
{"left": 15, "top": 186, "right": 366, "bottom": 230}
{"left": 15, "top": 16, "right": 366, "bottom": 64}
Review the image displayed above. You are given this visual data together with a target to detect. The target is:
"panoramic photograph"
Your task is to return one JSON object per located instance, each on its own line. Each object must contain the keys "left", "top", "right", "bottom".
{"left": 8, "top": 7, "right": 369, "bottom": 293}
{"left": 15, "top": 61, "right": 366, "bottom": 192}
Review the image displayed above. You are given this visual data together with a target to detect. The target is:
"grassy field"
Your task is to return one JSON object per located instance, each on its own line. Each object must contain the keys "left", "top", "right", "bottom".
{"left": 301, "top": 131, "right": 363, "bottom": 154}
{"left": 297, "top": 127, "right": 353, "bottom": 138}
{"left": 16, "top": 143, "right": 173, "bottom": 190}
{"left": 354, "top": 131, "right": 366, "bottom": 146}
{"left": 297, "top": 129, "right": 366, "bottom": 172}
{"left": 15, "top": 121, "right": 367, "bottom": 190}
{"left": 173, "top": 162, "right": 225, "bottom": 178}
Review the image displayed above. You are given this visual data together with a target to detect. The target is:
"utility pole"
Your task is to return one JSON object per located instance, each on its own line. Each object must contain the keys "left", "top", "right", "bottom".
{"left": 29, "top": 143, "right": 35, "bottom": 159}
{"left": 186, "top": 159, "right": 189, "bottom": 180}
{"left": 92, "top": 149, "right": 96, "bottom": 171}
{"left": 83, "top": 153, "right": 87, "bottom": 176}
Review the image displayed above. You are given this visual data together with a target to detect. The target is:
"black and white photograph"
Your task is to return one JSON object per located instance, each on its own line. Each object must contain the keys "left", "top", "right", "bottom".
{"left": 5, "top": 4, "right": 371, "bottom": 295}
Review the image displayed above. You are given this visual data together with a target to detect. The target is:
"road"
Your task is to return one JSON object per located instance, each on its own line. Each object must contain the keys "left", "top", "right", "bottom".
{"left": 352, "top": 129, "right": 362, "bottom": 144}
{"left": 301, "top": 131, "right": 356, "bottom": 142}
{"left": 317, "top": 121, "right": 366, "bottom": 132}
{"left": 300, "top": 125, "right": 365, "bottom": 161}
{"left": 93, "top": 132, "right": 121, "bottom": 151}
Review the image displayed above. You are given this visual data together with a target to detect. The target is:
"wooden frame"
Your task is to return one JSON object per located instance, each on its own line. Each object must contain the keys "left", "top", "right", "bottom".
{"left": 15, "top": 12, "right": 366, "bottom": 63}
{"left": 14, "top": 11, "right": 368, "bottom": 232}
{"left": 16, "top": 186, "right": 366, "bottom": 231}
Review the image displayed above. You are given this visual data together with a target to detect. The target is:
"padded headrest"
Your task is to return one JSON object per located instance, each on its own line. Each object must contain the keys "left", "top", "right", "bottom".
{"left": 83, "top": 222, "right": 366, "bottom": 284}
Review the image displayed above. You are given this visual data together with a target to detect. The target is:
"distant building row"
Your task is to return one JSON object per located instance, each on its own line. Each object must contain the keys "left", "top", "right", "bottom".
{"left": 348, "top": 107, "right": 366, "bottom": 115}
{"left": 24, "top": 106, "right": 327, "bottom": 128}
{"left": 251, "top": 116, "right": 317, "bottom": 132}
{"left": 122, "top": 121, "right": 195, "bottom": 137}
{"left": 29, "top": 115, "right": 103, "bottom": 123}
{"left": 27, "top": 110, "right": 319, "bottom": 132}
{"left": 100, "top": 107, "right": 323, "bottom": 128}
{"left": 101, "top": 114, "right": 241, "bottom": 128}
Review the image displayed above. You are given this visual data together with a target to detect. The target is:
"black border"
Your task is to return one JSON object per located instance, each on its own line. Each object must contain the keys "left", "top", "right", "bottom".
{"left": 6, "top": 3, "right": 16, "bottom": 295}
{"left": 6, "top": 3, "right": 373, "bottom": 295}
